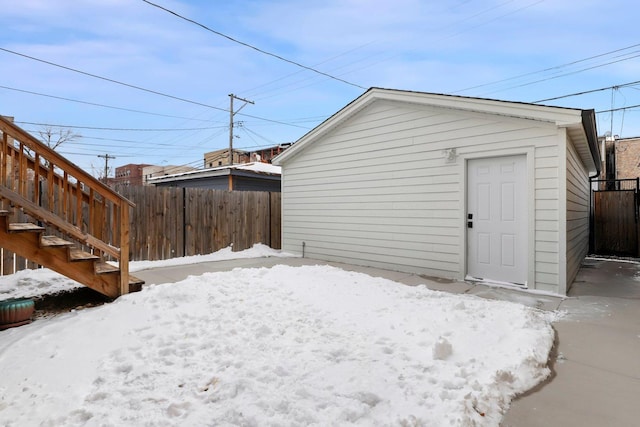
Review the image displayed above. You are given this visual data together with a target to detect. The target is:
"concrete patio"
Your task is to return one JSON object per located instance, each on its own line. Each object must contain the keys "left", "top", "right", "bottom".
{"left": 135, "top": 255, "right": 640, "bottom": 427}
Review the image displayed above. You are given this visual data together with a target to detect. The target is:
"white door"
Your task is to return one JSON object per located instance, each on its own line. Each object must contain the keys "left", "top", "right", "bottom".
{"left": 467, "top": 155, "right": 527, "bottom": 285}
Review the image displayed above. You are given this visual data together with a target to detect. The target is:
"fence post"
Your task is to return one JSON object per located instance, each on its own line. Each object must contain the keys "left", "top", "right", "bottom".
{"left": 589, "top": 177, "right": 594, "bottom": 253}
{"left": 119, "top": 204, "right": 130, "bottom": 295}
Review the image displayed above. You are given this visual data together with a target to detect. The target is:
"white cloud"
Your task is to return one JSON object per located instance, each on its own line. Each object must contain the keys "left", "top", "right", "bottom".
{"left": 2, "top": 0, "right": 640, "bottom": 170}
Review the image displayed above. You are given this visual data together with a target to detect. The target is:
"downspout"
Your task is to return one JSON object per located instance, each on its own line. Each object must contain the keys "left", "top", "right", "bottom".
{"left": 182, "top": 187, "right": 187, "bottom": 257}
{"left": 588, "top": 170, "right": 599, "bottom": 254}
{"left": 582, "top": 109, "right": 601, "bottom": 176}
{"left": 582, "top": 109, "right": 601, "bottom": 254}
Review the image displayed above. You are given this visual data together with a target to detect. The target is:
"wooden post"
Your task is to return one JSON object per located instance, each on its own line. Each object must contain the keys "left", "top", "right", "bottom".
{"left": 636, "top": 178, "right": 640, "bottom": 257}
{"left": 119, "top": 204, "right": 130, "bottom": 295}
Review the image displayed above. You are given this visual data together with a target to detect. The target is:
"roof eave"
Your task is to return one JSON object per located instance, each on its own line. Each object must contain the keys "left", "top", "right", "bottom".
{"left": 581, "top": 109, "right": 601, "bottom": 175}
{"left": 273, "top": 88, "right": 601, "bottom": 170}
{"left": 273, "top": 88, "right": 374, "bottom": 165}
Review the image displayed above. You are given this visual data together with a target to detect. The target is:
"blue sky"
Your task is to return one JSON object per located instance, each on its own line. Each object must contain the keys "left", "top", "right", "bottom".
{"left": 2, "top": 0, "right": 640, "bottom": 174}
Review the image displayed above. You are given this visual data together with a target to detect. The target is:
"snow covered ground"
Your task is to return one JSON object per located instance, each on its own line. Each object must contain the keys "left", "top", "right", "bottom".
{"left": 0, "top": 248, "right": 558, "bottom": 426}
{"left": 0, "top": 244, "right": 293, "bottom": 301}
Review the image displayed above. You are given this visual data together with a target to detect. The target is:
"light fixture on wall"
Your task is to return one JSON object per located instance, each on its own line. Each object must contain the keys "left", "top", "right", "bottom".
{"left": 443, "top": 148, "right": 457, "bottom": 163}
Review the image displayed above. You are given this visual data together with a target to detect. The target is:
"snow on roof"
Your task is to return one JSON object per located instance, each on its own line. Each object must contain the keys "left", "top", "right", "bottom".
{"left": 234, "top": 162, "right": 281, "bottom": 174}
{"left": 146, "top": 162, "right": 281, "bottom": 183}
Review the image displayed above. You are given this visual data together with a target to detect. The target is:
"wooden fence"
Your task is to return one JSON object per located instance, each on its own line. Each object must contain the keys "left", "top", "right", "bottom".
{"left": 1, "top": 186, "right": 281, "bottom": 274}
{"left": 592, "top": 190, "right": 638, "bottom": 256}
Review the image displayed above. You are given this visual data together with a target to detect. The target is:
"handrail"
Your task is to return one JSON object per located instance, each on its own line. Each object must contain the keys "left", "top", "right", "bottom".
{"left": 0, "top": 186, "right": 120, "bottom": 259}
{"left": 0, "top": 116, "right": 132, "bottom": 294}
{"left": 0, "top": 117, "right": 133, "bottom": 207}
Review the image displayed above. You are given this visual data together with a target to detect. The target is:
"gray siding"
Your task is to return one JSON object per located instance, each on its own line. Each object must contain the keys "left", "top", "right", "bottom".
{"left": 234, "top": 176, "right": 281, "bottom": 192}
{"left": 533, "top": 144, "right": 562, "bottom": 292}
{"left": 565, "top": 137, "right": 590, "bottom": 290}
{"left": 154, "top": 174, "right": 280, "bottom": 192}
{"left": 281, "top": 100, "right": 563, "bottom": 289}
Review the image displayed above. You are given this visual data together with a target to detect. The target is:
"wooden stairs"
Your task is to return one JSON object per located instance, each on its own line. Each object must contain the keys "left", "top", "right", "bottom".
{"left": 0, "top": 210, "right": 143, "bottom": 298}
{"left": 1, "top": 116, "right": 143, "bottom": 299}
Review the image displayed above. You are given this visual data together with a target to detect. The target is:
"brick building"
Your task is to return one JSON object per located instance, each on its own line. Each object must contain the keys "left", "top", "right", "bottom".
{"left": 204, "top": 149, "right": 250, "bottom": 168}
{"left": 203, "top": 144, "right": 292, "bottom": 168}
{"left": 613, "top": 137, "right": 640, "bottom": 179}
{"left": 598, "top": 136, "right": 640, "bottom": 183}
{"left": 114, "top": 163, "right": 152, "bottom": 187}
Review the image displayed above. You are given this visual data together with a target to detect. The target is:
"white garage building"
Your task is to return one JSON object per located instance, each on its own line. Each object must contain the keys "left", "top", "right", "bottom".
{"left": 273, "top": 88, "right": 600, "bottom": 295}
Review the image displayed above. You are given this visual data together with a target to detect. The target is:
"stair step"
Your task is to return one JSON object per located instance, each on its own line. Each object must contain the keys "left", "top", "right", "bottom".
{"left": 129, "top": 275, "right": 144, "bottom": 293}
{"left": 95, "top": 262, "right": 119, "bottom": 274}
{"left": 129, "top": 275, "right": 144, "bottom": 285}
{"left": 94, "top": 262, "right": 144, "bottom": 292}
{"left": 94, "top": 262, "right": 145, "bottom": 285}
{"left": 69, "top": 248, "right": 100, "bottom": 262}
{"left": 41, "top": 235, "right": 75, "bottom": 248}
{"left": 8, "top": 223, "right": 45, "bottom": 233}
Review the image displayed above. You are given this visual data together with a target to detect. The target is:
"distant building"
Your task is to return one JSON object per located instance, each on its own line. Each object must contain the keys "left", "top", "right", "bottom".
{"left": 114, "top": 163, "right": 152, "bottom": 187}
{"left": 204, "top": 149, "right": 250, "bottom": 168}
{"left": 249, "top": 143, "right": 293, "bottom": 163}
{"left": 203, "top": 144, "right": 292, "bottom": 168}
{"left": 597, "top": 135, "right": 640, "bottom": 186}
{"left": 148, "top": 162, "right": 281, "bottom": 192}
{"left": 612, "top": 137, "right": 640, "bottom": 179}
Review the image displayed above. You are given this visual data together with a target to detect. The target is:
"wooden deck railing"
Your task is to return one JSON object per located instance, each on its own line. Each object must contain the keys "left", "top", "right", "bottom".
{"left": 0, "top": 116, "right": 134, "bottom": 294}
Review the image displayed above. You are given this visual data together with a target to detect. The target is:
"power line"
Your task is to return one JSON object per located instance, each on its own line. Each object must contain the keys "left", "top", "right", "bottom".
{"left": 141, "top": 0, "right": 366, "bottom": 90}
{"left": 0, "top": 72, "right": 312, "bottom": 130}
{"left": 0, "top": 46, "right": 228, "bottom": 111}
{"left": 240, "top": 41, "right": 377, "bottom": 100}
{"left": 477, "top": 51, "right": 640, "bottom": 97}
{"left": 58, "top": 150, "right": 138, "bottom": 158}
{"left": 596, "top": 104, "right": 640, "bottom": 114}
{"left": 15, "top": 120, "right": 226, "bottom": 132}
{"left": 0, "top": 84, "right": 219, "bottom": 122}
{"left": 533, "top": 80, "right": 640, "bottom": 103}
{"left": 304, "top": 0, "right": 545, "bottom": 93}
{"left": 19, "top": 126, "right": 234, "bottom": 153}
{"left": 454, "top": 42, "right": 640, "bottom": 94}
{"left": 47, "top": 138, "right": 223, "bottom": 151}
{"left": 233, "top": 113, "right": 311, "bottom": 129}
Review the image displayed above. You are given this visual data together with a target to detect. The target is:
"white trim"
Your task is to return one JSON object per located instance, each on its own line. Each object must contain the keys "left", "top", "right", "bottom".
{"left": 465, "top": 275, "right": 528, "bottom": 289}
{"left": 458, "top": 158, "right": 467, "bottom": 281}
{"left": 274, "top": 88, "right": 589, "bottom": 167}
{"left": 526, "top": 150, "right": 536, "bottom": 291}
{"left": 557, "top": 129, "right": 568, "bottom": 295}
{"left": 465, "top": 275, "right": 567, "bottom": 298}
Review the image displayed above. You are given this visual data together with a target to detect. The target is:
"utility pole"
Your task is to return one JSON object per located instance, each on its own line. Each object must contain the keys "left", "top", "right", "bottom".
{"left": 97, "top": 153, "right": 116, "bottom": 183}
{"left": 228, "top": 94, "right": 254, "bottom": 165}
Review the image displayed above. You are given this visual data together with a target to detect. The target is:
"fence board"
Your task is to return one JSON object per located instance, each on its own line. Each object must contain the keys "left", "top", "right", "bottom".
{"left": 2, "top": 185, "right": 282, "bottom": 274}
{"left": 593, "top": 190, "right": 637, "bottom": 255}
{"left": 270, "top": 192, "right": 281, "bottom": 249}
{"left": 122, "top": 186, "right": 279, "bottom": 259}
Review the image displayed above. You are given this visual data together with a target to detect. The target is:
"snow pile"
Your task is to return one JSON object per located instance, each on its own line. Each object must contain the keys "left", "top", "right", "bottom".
{"left": 127, "top": 243, "right": 295, "bottom": 273}
{"left": 0, "top": 268, "right": 84, "bottom": 301}
{"left": 0, "top": 244, "right": 294, "bottom": 301}
{"left": 0, "top": 265, "right": 555, "bottom": 426}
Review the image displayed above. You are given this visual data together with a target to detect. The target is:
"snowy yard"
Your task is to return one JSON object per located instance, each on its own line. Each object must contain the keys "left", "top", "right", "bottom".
{"left": 0, "top": 248, "right": 557, "bottom": 426}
